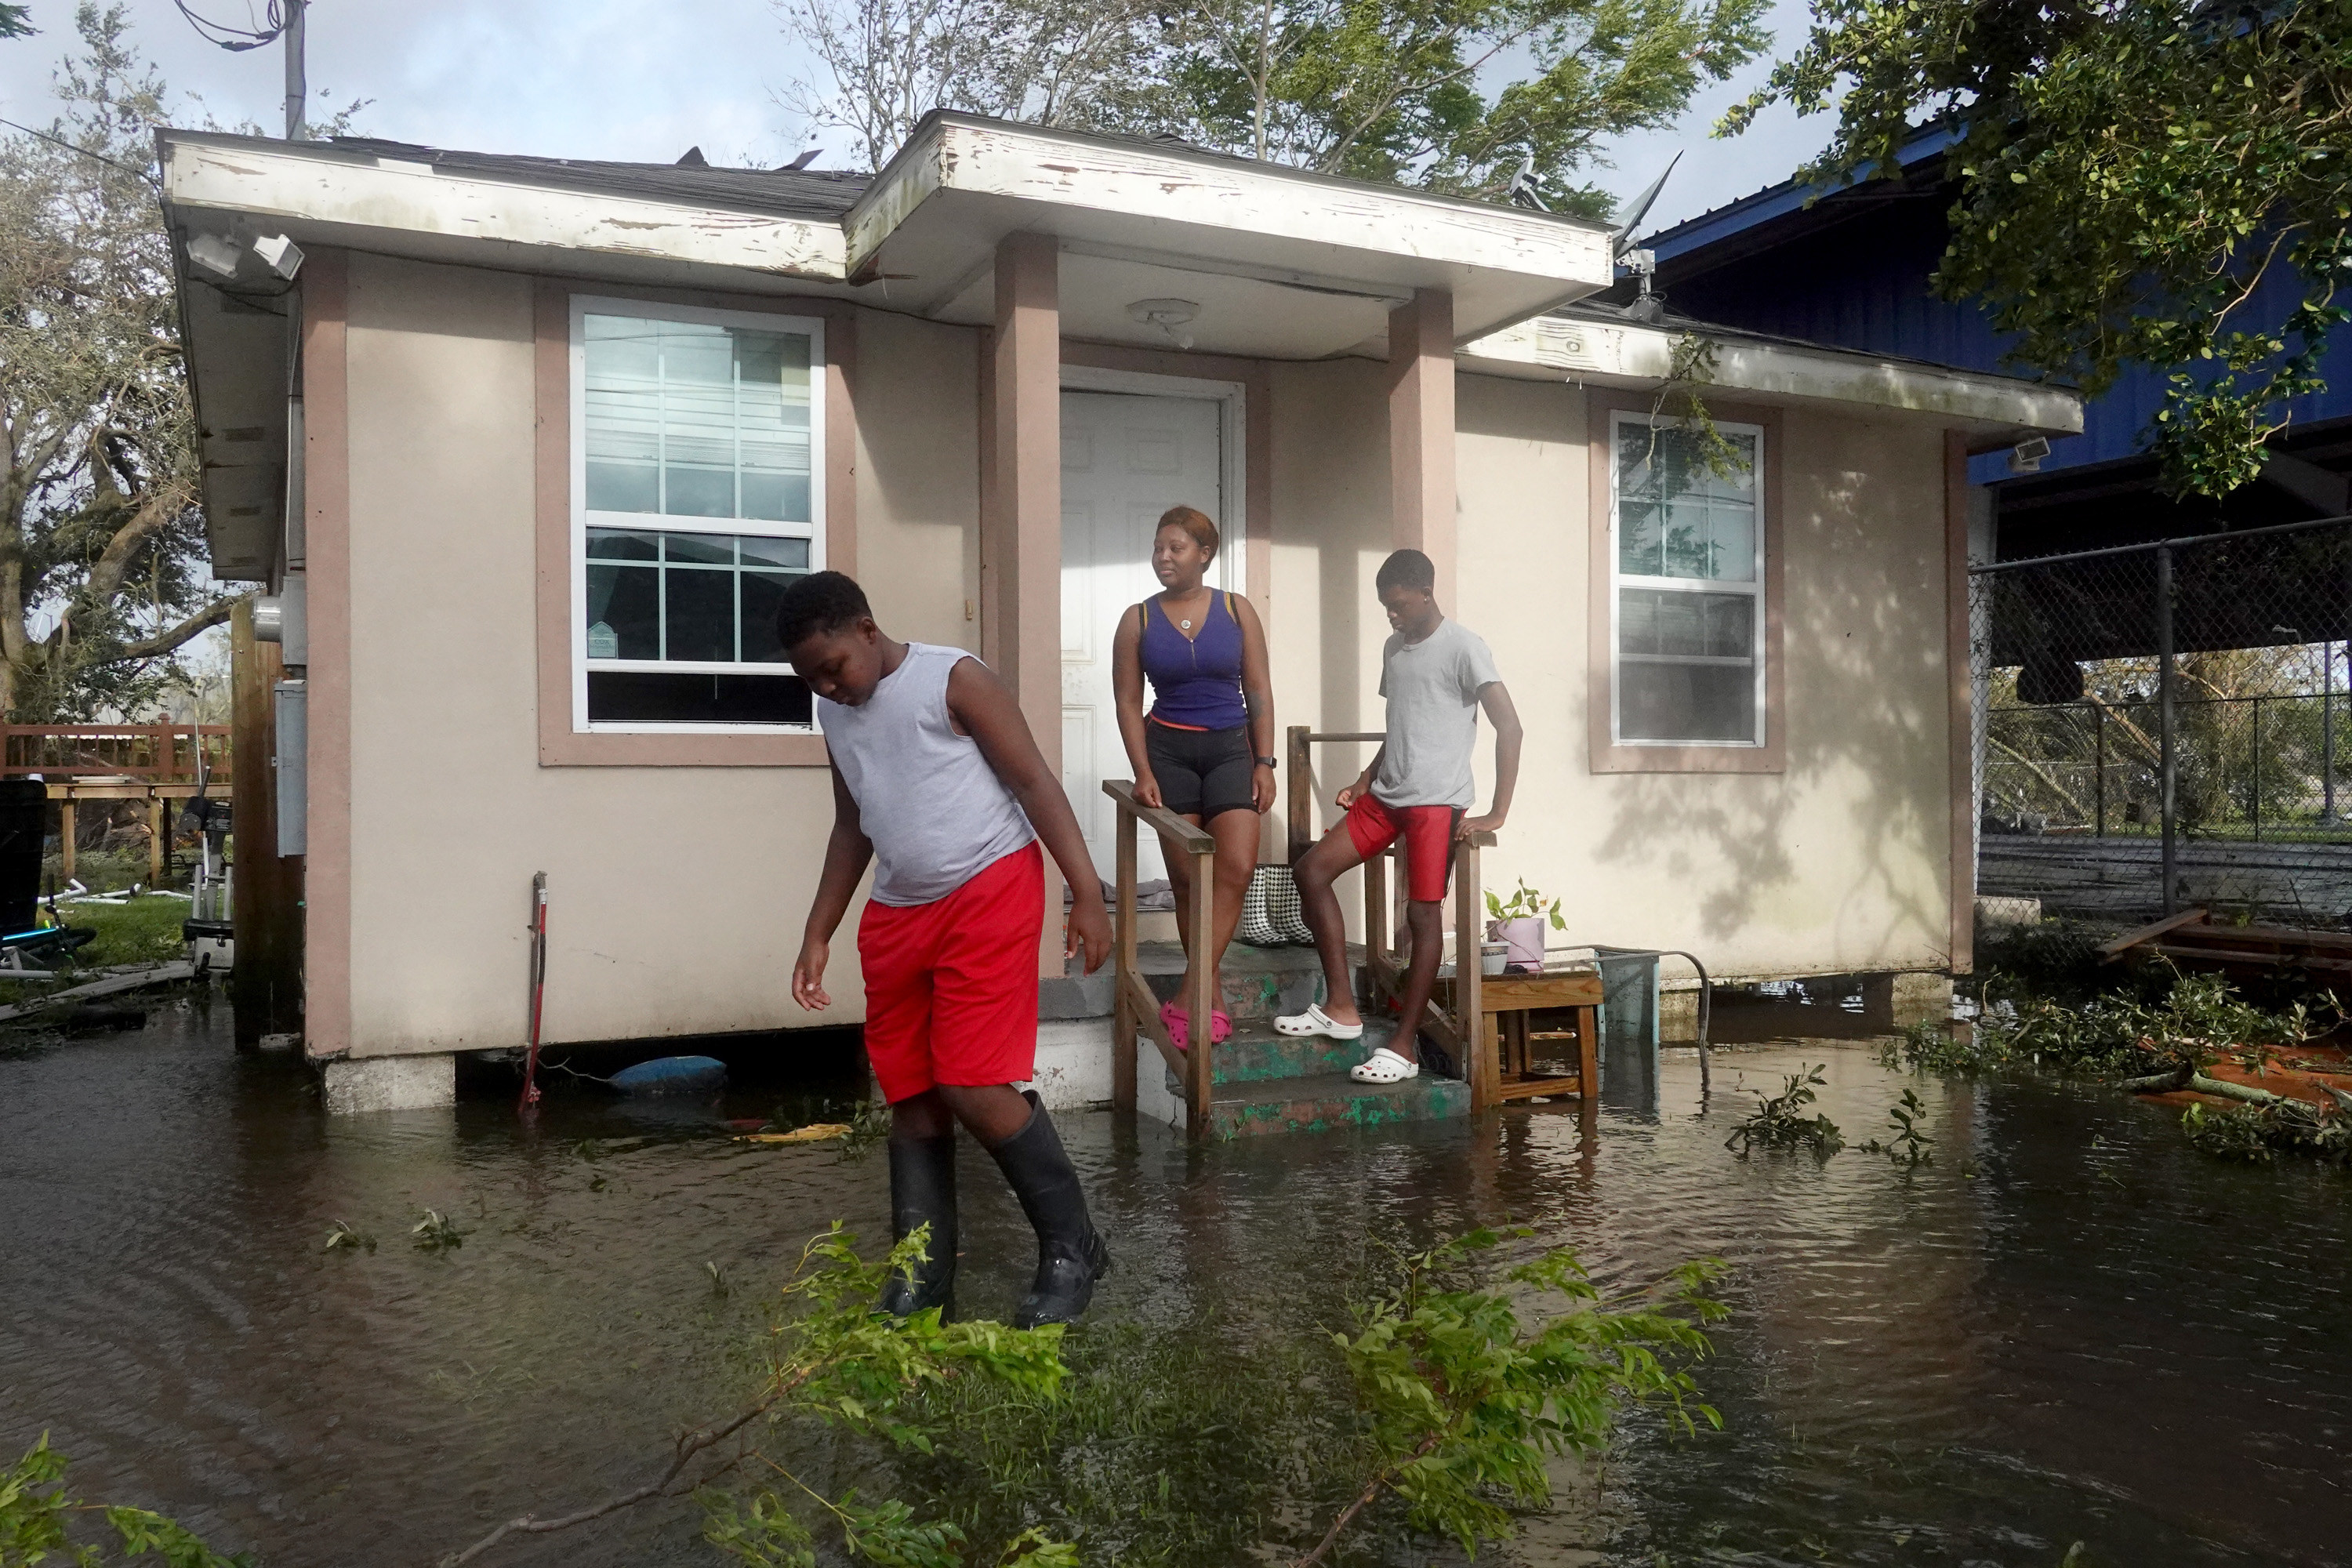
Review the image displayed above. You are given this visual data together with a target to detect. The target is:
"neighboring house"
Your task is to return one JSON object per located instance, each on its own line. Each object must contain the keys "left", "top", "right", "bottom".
{"left": 1636, "top": 131, "right": 2352, "bottom": 556}
{"left": 161, "top": 111, "right": 2078, "bottom": 1113}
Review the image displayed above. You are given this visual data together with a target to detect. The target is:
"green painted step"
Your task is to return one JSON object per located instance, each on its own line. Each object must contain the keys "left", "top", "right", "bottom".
{"left": 1201, "top": 1070, "right": 1471, "bottom": 1140}
{"left": 1163, "top": 1022, "right": 1368, "bottom": 1087}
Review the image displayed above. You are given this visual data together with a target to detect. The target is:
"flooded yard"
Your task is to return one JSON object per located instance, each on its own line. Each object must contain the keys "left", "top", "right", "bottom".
{"left": 4, "top": 993, "right": 2349, "bottom": 1566}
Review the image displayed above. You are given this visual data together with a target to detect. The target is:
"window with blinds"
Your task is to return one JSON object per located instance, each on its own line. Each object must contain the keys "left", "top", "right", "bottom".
{"left": 570, "top": 299, "right": 823, "bottom": 731}
{"left": 1610, "top": 414, "right": 1765, "bottom": 746}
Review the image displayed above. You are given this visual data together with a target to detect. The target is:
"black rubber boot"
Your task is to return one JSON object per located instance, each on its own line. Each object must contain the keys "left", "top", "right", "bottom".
{"left": 878, "top": 1133, "right": 957, "bottom": 1319}
{"left": 986, "top": 1091, "right": 1110, "bottom": 1329}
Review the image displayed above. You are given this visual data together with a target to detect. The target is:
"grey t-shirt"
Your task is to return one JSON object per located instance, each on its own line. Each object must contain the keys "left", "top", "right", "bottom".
{"left": 1372, "top": 619, "right": 1503, "bottom": 809}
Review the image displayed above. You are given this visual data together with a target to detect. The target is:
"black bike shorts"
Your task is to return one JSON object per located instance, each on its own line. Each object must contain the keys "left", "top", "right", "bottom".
{"left": 1145, "top": 722, "right": 1256, "bottom": 822}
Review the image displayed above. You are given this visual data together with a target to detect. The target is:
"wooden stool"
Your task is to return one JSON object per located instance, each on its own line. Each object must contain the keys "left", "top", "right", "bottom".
{"left": 1460, "top": 971, "right": 1602, "bottom": 1105}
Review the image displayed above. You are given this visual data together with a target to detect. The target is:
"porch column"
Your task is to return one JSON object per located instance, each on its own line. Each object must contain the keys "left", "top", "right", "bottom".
{"left": 982, "top": 231, "right": 1065, "bottom": 973}
{"left": 1388, "top": 289, "right": 1457, "bottom": 606}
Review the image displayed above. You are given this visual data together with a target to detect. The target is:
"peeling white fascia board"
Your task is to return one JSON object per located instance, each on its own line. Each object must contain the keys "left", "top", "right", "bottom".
{"left": 1460, "top": 316, "right": 2085, "bottom": 435}
{"left": 844, "top": 115, "right": 1613, "bottom": 289}
{"left": 162, "top": 137, "right": 847, "bottom": 281}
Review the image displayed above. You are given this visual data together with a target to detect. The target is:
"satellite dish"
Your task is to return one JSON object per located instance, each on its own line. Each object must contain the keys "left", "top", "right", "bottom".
{"left": 1610, "top": 151, "right": 1681, "bottom": 258}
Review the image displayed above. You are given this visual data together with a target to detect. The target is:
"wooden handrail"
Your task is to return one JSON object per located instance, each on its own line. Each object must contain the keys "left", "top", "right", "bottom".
{"left": 1101, "top": 778, "right": 1216, "bottom": 855}
{"left": 1104, "top": 776, "right": 1218, "bottom": 1138}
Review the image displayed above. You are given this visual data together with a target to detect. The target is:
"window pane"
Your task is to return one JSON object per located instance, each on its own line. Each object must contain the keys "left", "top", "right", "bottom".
{"left": 586, "top": 563, "right": 658, "bottom": 659}
{"left": 1621, "top": 589, "right": 1753, "bottom": 659}
{"left": 587, "top": 671, "right": 813, "bottom": 726}
{"left": 584, "top": 312, "right": 813, "bottom": 522}
{"left": 739, "top": 570, "right": 800, "bottom": 662}
{"left": 583, "top": 317, "right": 661, "bottom": 512}
{"left": 1620, "top": 661, "right": 1756, "bottom": 742}
{"left": 1617, "top": 422, "right": 1759, "bottom": 583}
{"left": 664, "top": 567, "right": 737, "bottom": 662}
{"left": 663, "top": 532, "right": 735, "bottom": 565}
{"left": 586, "top": 528, "right": 659, "bottom": 561}
{"left": 739, "top": 535, "right": 810, "bottom": 569}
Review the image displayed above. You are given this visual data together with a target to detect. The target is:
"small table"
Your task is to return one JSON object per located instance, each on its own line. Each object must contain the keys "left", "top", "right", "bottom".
{"left": 1435, "top": 968, "right": 1602, "bottom": 1108}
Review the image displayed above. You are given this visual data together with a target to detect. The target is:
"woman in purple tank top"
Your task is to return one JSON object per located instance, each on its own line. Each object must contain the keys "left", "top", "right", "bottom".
{"left": 1112, "top": 506, "right": 1276, "bottom": 1049}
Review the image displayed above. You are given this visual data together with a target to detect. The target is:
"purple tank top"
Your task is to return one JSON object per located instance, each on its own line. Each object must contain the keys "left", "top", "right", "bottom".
{"left": 1139, "top": 591, "right": 1247, "bottom": 731}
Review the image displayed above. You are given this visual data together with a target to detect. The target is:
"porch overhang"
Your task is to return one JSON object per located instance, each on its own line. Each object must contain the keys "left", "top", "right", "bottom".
{"left": 846, "top": 114, "right": 1616, "bottom": 359}
{"left": 1458, "top": 313, "right": 2085, "bottom": 450}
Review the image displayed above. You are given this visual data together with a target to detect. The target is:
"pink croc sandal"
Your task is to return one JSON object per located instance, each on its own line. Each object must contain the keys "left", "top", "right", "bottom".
{"left": 1210, "top": 1008, "right": 1233, "bottom": 1044}
{"left": 1160, "top": 1000, "right": 1190, "bottom": 1052}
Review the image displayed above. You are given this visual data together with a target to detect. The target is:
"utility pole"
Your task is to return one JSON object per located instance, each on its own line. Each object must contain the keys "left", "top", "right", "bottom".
{"left": 283, "top": 0, "right": 307, "bottom": 140}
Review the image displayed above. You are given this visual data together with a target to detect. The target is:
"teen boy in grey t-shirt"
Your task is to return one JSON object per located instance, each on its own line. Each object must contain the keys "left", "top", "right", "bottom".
{"left": 1276, "top": 550, "right": 1523, "bottom": 1084}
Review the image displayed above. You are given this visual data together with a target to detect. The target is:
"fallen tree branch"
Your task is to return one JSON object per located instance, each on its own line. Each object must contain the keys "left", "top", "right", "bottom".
{"left": 2114, "top": 1063, "right": 2194, "bottom": 1093}
{"left": 433, "top": 1396, "right": 775, "bottom": 1567}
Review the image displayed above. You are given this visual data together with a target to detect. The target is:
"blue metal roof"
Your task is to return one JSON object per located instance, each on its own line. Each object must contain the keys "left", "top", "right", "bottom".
{"left": 1643, "top": 131, "right": 2352, "bottom": 486}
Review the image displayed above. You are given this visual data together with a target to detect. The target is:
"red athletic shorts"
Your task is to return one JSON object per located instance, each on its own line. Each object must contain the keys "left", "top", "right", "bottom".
{"left": 1343, "top": 795, "right": 1463, "bottom": 903}
{"left": 857, "top": 843, "right": 1044, "bottom": 1104}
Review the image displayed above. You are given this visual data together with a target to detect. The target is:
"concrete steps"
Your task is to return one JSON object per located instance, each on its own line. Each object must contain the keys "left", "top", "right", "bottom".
{"left": 1156, "top": 1020, "right": 1470, "bottom": 1138}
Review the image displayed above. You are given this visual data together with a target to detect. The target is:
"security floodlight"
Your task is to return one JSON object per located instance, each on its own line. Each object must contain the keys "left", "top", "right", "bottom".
{"left": 251, "top": 232, "right": 303, "bottom": 281}
{"left": 2009, "top": 434, "right": 2053, "bottom": 474}
{"left": 186, "top": 231, "right": 242, "bottom": 279}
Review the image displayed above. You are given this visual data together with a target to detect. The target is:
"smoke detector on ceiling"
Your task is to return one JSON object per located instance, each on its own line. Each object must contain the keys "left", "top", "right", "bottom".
{"left": 1127, "top": 298, "right": 1200, "bottom": 351}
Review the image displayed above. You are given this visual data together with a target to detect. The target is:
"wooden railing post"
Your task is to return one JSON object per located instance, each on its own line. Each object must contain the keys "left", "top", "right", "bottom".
{"left": 1112, "top": 793, "right": 1138, "bottom": 1112}
{"left": 1102, "top": 778, "right": 1218, "bottom": 1139}
{"left": 1185, "top": 841, "right": 1214, "bottom": 1133}
{"left": 1454, "top": 833, "right": 1495, "bottom": 1110}
{"left": 1286, "top": 725, "right": 1312, "bottom": 862}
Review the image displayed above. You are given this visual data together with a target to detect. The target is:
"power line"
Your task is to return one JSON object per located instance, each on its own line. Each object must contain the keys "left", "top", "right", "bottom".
{"left": 0, "top": 116, "right": 161, "bottom": 187}
{"left": 172, "top": 1, "right": 286, "bottom": 53}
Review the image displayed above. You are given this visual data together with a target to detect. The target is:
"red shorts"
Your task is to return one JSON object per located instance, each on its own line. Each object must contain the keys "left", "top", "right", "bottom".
{"left": 857, "top": 843, "right": 1043, "bottom": 1104}
{"left": 1344, "top": 796, "right": 1462, "bottom": 904}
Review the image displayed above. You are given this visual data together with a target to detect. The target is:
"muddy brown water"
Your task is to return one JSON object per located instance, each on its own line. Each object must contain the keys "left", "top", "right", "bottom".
{"left": 4, "top": 993, "right": 2350, "bottom": 1566}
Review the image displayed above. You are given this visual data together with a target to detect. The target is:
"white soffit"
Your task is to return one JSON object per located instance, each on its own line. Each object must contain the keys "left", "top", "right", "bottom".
{"left": 930, "top": 250, "right": 1394, "bottom": 359}
{"left": 847, "top": 115, "right": 1615, "bottom": 342}
{"left": 1460, "top": 316, "right": 2086, "bottom": 442}
{"left": 162, "top": 136, "right": 848, "bottom": 283}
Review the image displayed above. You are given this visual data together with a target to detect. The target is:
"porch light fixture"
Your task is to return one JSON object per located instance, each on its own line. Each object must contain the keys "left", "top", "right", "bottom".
{"left": 1127, "top": 297, "right": 1200, "bottom": 351}
{"left": 2009, "top": 434, "right": 2052, "bottom": 474}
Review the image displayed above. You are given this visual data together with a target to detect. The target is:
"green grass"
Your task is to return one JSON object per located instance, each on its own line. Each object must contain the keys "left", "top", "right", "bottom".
{"left": 56, "top": 895, "right": 192, "bottom": 967}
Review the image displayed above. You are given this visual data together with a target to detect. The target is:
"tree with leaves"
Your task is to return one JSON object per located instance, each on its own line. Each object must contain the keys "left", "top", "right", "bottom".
{"left": 771, "top": 0, "right": 1170, "bottom": 172}
{"left": 1163, "top": 0, "right": 1770, "bottom": 211}
{"left": 2, "top": 5, "right": 35, "bottom": 41}
{"left": 779, "top": 0, "right": 1769, "bottom": 216}
{"left": 0, "top": 3, "right": 236, "bottom": 720}
{"left": 1727, "top": 0, "right": 2352, "bottom": 498}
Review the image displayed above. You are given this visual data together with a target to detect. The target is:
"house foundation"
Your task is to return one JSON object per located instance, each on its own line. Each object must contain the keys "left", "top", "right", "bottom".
{"left": 319, "top": 1053, "right": 456, "bottom": 1114}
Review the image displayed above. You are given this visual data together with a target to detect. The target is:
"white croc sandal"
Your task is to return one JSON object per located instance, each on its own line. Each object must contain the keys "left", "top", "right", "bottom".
{"left": 1274, "top": 1003, "right": 1364, "bottom": 1041}
{"left": 1349, "top": 1047, "right": 1421, "bottom": 1084}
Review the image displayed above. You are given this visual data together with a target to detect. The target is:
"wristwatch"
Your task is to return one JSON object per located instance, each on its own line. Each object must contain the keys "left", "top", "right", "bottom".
{"left": 1255, "top": 755, "right": 1277, "bottom": 768}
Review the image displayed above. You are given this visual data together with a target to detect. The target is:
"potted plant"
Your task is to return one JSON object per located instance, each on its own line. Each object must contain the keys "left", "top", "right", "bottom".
{"left": 1484, "top": 879, "right": 1564, "bottom": 972}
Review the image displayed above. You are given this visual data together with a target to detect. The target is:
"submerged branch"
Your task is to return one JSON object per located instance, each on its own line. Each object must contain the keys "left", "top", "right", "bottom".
{"left": 433, "top": 1396, "right": 775, "bottom": 1567}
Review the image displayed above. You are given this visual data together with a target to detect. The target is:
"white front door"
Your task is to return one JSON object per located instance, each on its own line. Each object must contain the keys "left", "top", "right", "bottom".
{"left": 1061, "top": 390, "right": 1230, "bottom": 886}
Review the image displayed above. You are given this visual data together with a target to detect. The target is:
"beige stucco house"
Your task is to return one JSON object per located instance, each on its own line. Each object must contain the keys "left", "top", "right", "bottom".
{"left": 161, "top": 113, "right": 2079, "bottom": 1114}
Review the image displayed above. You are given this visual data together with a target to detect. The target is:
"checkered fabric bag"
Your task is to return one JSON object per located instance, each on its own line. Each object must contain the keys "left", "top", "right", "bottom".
{"left": 1240, "top": 865, "right": 1316, "bottom": 947}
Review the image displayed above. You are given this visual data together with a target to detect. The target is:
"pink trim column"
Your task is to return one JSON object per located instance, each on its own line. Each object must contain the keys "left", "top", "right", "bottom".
{"left": 1388, "top": 289, "right": 1457, "bottom": 605}
{"left": 984, "top": 232, "right": 1065, "bottom": 974}
{"left": 302, "top": 248, "right": 350, "bottom": 1060}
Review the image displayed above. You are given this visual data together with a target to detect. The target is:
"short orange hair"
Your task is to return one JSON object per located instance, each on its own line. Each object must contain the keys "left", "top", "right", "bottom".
{"left": 1156, "top": 505, "right": 1219, "bottom": 561}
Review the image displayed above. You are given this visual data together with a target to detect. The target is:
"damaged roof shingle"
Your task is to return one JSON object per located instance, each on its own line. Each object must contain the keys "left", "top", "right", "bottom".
{"left": 321, "top": 136, "right": 871, "bottom": 222}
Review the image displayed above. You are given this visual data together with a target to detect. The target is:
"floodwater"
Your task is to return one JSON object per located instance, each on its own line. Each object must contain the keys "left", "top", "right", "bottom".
{"left": 4, "top": 993, "right": 2350, "bottom": 1566}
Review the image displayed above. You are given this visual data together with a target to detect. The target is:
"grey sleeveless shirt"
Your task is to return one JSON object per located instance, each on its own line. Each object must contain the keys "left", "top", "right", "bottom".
{"left": 818, "top": 642, "right": 1037, "bottom": 906}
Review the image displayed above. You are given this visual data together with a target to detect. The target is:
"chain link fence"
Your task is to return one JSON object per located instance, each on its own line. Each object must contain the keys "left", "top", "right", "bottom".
{"left": 1972, "top": 516, "right": 2352, "bottom": 926}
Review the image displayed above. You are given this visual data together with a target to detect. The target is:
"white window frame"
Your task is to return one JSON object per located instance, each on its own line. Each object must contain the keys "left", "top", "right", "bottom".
{"left": 1607, "top": 411, "right": 1767, "bottom": 748}
{"left": 568, "top": 294, "right": 826, "bottom": 734}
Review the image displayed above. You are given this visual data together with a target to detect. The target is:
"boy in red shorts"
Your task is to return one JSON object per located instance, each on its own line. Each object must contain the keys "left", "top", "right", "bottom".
{"left": 1276, "top": 549, "right": 1523, "bottom": 1083}
{"left": 782, "top": 572, "right": 1114, "bottom": 1327}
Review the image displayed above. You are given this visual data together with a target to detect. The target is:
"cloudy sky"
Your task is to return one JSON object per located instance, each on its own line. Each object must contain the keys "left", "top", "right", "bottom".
{"left": 0, "top": 0, "right": 1829, "bottom": 236}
